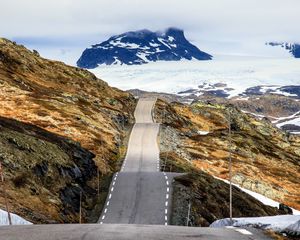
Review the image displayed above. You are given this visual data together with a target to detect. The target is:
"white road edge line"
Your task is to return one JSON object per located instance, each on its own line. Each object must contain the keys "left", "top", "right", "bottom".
{"left": 235, "top": 229, "right": 253, "bottom": 235}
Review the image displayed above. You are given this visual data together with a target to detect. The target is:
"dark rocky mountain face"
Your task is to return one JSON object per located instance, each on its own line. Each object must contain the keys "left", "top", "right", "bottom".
{"left": 77, "top": 28, "right": 212, "bottom": 68}
{"left": 266, "top": 42, "right": 300, "bottom": 58}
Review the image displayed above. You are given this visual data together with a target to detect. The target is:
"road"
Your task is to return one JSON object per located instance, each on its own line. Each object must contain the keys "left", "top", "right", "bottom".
{"left": 99, "top": 98, "right": 180, "bottom": 225}
{"left": 0, "top": 224, "right": 273, "bottom": 240}
{"left": 0, "top": 98, "right": 273, "bottom": 240}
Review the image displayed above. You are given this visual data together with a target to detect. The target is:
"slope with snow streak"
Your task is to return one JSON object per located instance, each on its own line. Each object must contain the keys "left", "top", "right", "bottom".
{"left": 215, "top": 177, "right": 300, "bottom": 215}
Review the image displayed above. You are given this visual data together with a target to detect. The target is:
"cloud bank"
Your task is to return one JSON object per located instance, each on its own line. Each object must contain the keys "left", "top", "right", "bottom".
{"left": 1, "top": 0, "right": 299, "bottom": 64}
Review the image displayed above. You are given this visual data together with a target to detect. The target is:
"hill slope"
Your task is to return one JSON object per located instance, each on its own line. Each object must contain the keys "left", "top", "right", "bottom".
{"left": 154, "top": 100, "right": 300, "bottom": 212}
{"left": 0, "top": 38, "right": 136, "bottom": 222}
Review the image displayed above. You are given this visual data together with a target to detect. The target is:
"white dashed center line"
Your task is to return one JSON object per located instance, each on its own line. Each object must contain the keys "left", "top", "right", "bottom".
{"left": 100, "top": 172, "right": 119, "bottom": 224}
{"left": 163, "top": 173, "right": 171, "bottom": 226}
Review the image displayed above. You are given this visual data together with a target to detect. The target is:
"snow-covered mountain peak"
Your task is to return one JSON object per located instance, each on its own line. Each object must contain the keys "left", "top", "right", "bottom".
{"left": 77, "top": 28, "right": 212, "bottom": 68}
{"left": 266, "top": 42, "right": 300, "bottom": 58}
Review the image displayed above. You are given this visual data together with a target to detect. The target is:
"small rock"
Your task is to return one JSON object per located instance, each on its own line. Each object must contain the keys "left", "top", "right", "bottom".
{"left": 279, "top": 203, "right": 293, "bottom": 215}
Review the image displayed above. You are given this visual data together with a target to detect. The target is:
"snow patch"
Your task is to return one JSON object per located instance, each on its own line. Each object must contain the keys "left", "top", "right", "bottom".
{"left": 197, "top": 130, "right": 209, "bottom": 135}
{"left": 136, "top": 52, "right": 149, "bottom": 63}
{"left": 277, "top": 117, "right": 300, "bottom": 128}
{"left": 210, "top": 215, "right": 300, "bottom": 235}
{"left": 0, "top": 209, "right": 32, "bottom": 226}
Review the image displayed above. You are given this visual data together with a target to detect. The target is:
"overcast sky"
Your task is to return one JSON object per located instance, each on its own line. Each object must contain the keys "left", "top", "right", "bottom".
{"left": 1, "top": 0, "right": 299, "bottom": 64}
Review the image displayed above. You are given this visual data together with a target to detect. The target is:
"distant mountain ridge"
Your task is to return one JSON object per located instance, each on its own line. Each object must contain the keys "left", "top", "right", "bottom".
{"left": 77, "top": 28, "right": 212, "bottom": 68}
{"left": 266, "top": 42, "right": 300, "bottom": 58}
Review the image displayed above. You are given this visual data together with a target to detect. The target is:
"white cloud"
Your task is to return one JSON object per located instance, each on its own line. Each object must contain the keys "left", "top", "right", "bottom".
{"left": 1, "top": 0, "right": 299, "bottom": 64}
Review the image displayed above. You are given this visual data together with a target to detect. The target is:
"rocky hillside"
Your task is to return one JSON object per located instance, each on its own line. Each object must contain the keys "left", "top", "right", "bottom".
{"left": 77, "top": 27, "right": 212, "bottom": 67}
{"left": 0, "top": 117, "right": 97, "bottom": 223}
{"left": 154, "top": 99, "right": 300, "bottom": 214}
{"left": 0, "top": 38, "right": 136, "bottom": 222}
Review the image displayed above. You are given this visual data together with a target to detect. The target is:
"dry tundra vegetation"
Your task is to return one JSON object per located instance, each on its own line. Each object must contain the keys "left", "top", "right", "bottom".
{"left": 0, "top": 38, "right": 136, "bottom": 222}
{"left": 154, "top": 99, "right": 300, "bottom": 226}
{"left": 0, "top": 38, "right": 299, "bottom": 227}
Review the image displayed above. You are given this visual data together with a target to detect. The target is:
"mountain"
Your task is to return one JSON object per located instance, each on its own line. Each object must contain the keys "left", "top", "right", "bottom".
{"left": 0, "top": 38, "right": 297, "bottom": 226}
{"left": 77, "top": 28, "right": 212, "bottom": 68}
{"left": 0, "top": 38, "right": 136, "bottom": 223}
{"left": 266, "top": 42, "right": 300, "bottom": 58}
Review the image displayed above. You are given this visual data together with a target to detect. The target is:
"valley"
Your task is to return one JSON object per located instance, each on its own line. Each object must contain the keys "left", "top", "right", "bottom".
{"left": 0, "top": 38, "right": 299, "bottom": 239}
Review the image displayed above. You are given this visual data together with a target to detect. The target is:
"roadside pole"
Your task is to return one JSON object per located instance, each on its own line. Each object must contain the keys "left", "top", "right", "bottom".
{"left": 228, "top": 108, "right": 233, "bottom": 225}
{"left": 79, "top": 191, "right": 82, "bottom": 224}
{"left": 163, "top": 152, "right": 168, "bottom": 172}
{"left": 186, "top": 201, "right": 191, "bottom": 226}
{"left": 97, "top": 170, "right": 100, "bottom": 198}
{"left": 0, "top": 162, "right": 12, "bottom": 225}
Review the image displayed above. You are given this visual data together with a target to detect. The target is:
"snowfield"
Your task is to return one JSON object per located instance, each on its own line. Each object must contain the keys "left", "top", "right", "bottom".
{"left": 212, "top": 177, "right": 300, "bottom": 236}
{"left": 210, "top": 215, "right": 300, "bottom": 236}
{"left": 91, "top": 56, "right": 300, "bottom": 97}
{"left": 0, "top": 209, "right": 32, "bottom": 226}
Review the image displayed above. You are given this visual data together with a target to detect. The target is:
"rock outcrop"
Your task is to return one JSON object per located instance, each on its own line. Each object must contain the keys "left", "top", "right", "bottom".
{"left": 0, "top": 116, "right": 97, "bottom": 223}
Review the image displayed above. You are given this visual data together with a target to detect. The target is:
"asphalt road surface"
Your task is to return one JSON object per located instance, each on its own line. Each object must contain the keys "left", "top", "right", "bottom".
{"left": 0, "top": 224, "right": 273, "bottom": 240}
{"left": 98, "top": 98, "right": 180, "bottom": 225}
